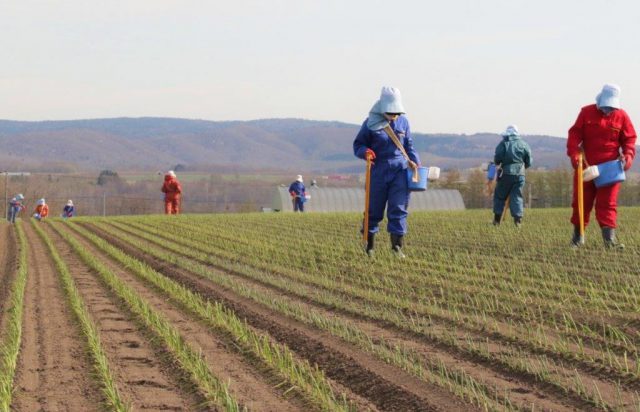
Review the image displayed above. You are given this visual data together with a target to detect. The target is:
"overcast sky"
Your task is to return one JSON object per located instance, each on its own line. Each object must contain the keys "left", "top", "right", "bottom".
{"left": 1, "top": 0, "right": 639, "bottom": 136}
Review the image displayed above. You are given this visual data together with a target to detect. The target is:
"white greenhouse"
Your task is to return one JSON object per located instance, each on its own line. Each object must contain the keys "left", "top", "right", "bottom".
{"left": 271, "top": 186, "right": 465, "bottom": 213}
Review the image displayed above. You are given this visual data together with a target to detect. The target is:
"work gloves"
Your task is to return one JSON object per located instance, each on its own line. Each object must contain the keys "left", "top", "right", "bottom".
{"left": 365, "top": 149, "right": 376, "bottom": 161}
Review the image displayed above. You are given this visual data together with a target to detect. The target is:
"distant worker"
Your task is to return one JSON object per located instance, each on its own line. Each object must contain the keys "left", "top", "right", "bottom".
{"left": 161, "top": 170, "right": 182, "bottom": 215}
{"left": 7, "top": 194, "right": 25, "bottom": 223}
{"left": 353, "top": 86, "right": 420, "bottom": 257}
{"left": 492, "top": 125, "right": 532, "bottom": 227}
{"left": 33, "top": 198, "right": 49, "bottom": 221}
{"left": 62, "top": 199, "right": 75, "bottom": 219}
{"left": 567, "top": 84, "right": 636, "bottom": 249}
{"left": 288, "top": 175, "right": 306, "bottom": 212}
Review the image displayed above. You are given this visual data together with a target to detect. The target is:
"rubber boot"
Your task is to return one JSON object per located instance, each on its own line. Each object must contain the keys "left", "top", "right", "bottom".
{"left": 571, "top": 225, "right": 585, "bottom": 248}
{"left": 493, "top": 213, "right": 501, "bottom": 226}
{"left": 514, "top": 216, "right": 522, "bottom": 228}
{"left": 602, "top": 227, "right": 624, "bottom": 250}
{"left": 390, "top": 234, "right": 405, "bottom": 258}
{"left": 366, "top": 232, "right": 375, "bottom": 257}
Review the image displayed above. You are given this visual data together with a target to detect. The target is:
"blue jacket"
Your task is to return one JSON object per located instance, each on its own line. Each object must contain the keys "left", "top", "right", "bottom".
{"left": 353, "top": 115, "right": 420, "bottom": 168}
{"left": 494, "top": 135, "right": 532, "bottom": 176}
{"left": 288, "top": 181, "right": 305, "bottom": 197}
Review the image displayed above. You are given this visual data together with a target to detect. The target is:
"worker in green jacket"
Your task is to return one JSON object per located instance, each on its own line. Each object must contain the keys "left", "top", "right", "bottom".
{"left": 493, "top": 125, "right": 532, "bottom": 227}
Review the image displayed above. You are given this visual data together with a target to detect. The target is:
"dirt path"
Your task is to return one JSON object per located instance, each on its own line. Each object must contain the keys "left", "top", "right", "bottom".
{"left": 56, "top": 222, "right": 310, "bottom": 412}
{"left": 0, "top": 224, "right": 17, "bottom": 338}
{"left": 42, "top": 224, "right": 205, "bottom": 411}
{"left": 83, "top": 222, "right": 475, "bottom": 412}
{"left": 11, "top": 222, "right": 101, "bottom": 412}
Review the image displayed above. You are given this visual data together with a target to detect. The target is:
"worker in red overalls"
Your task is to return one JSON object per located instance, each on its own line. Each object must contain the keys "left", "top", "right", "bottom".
{"left": 161, "top": 170, "right": 182, "bottom": 215}
{"left": 567, "top": 84, "right": 636, "bottom": 249}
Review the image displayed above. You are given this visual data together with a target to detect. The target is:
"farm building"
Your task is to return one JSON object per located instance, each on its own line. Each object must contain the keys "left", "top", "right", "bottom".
{"left": 271, "top": 186, "right": 465, "bottom": 212}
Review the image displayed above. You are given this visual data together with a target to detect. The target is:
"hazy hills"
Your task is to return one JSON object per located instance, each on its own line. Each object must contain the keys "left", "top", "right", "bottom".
{"left": 0, "top": 117, "right": 570, "bottom": 172}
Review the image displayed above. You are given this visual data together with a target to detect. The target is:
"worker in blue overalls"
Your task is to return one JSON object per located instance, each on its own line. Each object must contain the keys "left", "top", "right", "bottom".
{"left": 353, "top": 86, "right": 420, "bottom": 257}
{"left": 288, "top": 175, "right": 306, "bottom": 212}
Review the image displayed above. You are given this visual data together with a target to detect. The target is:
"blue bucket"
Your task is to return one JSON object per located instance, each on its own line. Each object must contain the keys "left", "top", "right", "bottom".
{"left": 407, "top": 167, "right": 428, "bottom": 191}
{"left": 595, "top": 159, "right": 625, "bottom": 188}
{"left": 487, "top": 163, "right": 496, "bottom": 180}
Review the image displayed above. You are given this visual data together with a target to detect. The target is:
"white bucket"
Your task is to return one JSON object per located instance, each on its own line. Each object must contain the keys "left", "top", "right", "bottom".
{"left": 582, "top": 165, "right": 600, "bottom": 182}
{"left": 427, "top": 167, "right": 440, "bottom": 180}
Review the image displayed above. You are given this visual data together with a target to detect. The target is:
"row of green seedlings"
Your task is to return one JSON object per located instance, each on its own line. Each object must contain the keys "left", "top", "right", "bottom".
{"left": 111, "top": 218, "right": 640, "bottom": 384}
{"left": 179, "top": 217, "right": 640, "bottom": 365}
{"left": 139, "top": 215, "right": 639, "bottom": 345}
{"left": 150, "top": 217, "right": 630, "bottom": 410}
{"left": 0, "top": 223, "right": 28, "bottom": 412}
{"left": 31, "top": 222, "right": 130, "bottom": 411}
{"left": 58, "top": 221, "right": 354, "bottom": 412}
{"left": 121, "top": 219, "right": 640, "bottom": 404}
{"left": 240, "top": 209, "right": 640, "bottom": 300}
{"left": 40, "top": 222, "right": 241, "bottom": 411}
{"left": 94, "top": 221, "right": 513, "bottom": 411}
{"left": 98, "top": 220, "right": 629, "bottom": 411}
{"left": 420, "top": 235, "right": 638, "bottom": 275}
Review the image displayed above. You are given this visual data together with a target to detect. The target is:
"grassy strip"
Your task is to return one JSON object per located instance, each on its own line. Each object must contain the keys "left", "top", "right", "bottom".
{"left": 99, "top": 222, "right": 512, "bottom": 410}
{"left": 63, "top": 221, "right": 353, "bottom": 412}
{"left": 31, "top": 222, "right": 130, "bottom": 411}
{"left": 0, "top": 223, "right": 28, "bottom": 412}
{"left": 46, "top": 222, "right": 241, "bottom": 411}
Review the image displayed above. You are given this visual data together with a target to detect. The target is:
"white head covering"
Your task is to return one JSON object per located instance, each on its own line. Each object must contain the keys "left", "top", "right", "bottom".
{"left": 16, "top": 193, "right": 24, "bottom": 200}
{"left": 37, "top": 198, "right": 45, "bottom": 205}
{"left": 167, "top": 170, "right": 176, "bottom": 177}
{"left": 296, "top": 175, "right": 303, "bottom": 183}
{"left": 501, "top": 125, "right": 519, "bottom": 137}
{"left": 596, "top": 84, "right": 621, "bottom": 109}
{"left": 67, "top": 199, "right": 74, "bottom": 206}
{"left": 367, "top": 86, "right": 406, "bottom": 131}
{"left": 378, "top": 86, "right": 405, "bottom": 114}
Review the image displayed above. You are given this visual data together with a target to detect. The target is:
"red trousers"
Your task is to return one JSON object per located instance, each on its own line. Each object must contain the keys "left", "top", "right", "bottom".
{"left": 571, "top": 172, "right": 620, "bottom": 228}
{"left": 165, "top": 197, "right": 180, "bottom": 215}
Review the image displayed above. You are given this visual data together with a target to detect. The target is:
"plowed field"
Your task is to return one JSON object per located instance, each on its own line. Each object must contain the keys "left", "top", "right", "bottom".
{"left": 1, "top": 208, "right": 639, "bottom": 411}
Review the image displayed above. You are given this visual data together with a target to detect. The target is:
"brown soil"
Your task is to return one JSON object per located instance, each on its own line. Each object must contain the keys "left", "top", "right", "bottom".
{"left": 82, "top": 222, "right": 476, "bottom": 412}
{"left": 55, "top": 222, "right": 311, "bottom": 412}
{"left": 11, "top": 222, "right": 102, "bottom": 411}
{"left": 41, "top": 223, "right": 205, "bottom": 411}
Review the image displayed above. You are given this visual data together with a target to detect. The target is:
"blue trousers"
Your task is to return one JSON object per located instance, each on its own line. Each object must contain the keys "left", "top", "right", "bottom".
{"left": 8, "top": 206, "right": 20, "bottom": 223}
{"left": 493, "top": 174, "right": 525, "bottom": 217}
{"left": 367, "top": 165, "right": 410, "bottom": 235}
{"left": 293, "top": 197, "right": 304, "bottom": 212}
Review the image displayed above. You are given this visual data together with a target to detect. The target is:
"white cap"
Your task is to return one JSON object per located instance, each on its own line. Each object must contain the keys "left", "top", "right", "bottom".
{"left": 596, "top": 83, "right": 621, "bottom": 109}
{"left": 67, "top": 199, "right": 73, "bottom": 206}
{"left": 167, "top": 170, "right": 176, "bottom": 177}
{"left": 379, "top": 86, "right": 405, "bottom": 114}
{"left": 37, "top": 198, "right": 45, "bottom": 205}
{"left": 501, "top": 125, "right": 519, "bottom": 137}
{"left": 296, "top": 175, "right": 303, "bottom": 182}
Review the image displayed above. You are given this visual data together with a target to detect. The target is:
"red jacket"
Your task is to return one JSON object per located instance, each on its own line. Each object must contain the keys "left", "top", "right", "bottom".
{"left": 567, "top": 104, "right": 637, "bottom": 166}
{"left": 35, "top": 204, "right": 49, "bottom": 218}
{"left": 161, "top": 176, "right": 182, "bottom": 200}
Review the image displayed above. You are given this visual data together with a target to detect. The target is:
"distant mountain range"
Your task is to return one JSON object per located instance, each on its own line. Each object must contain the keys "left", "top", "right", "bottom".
{"left": 0, "top": 117, "right": 571, "bottom": 172}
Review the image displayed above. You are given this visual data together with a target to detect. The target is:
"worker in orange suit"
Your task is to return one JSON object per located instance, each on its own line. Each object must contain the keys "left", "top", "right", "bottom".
{"left": 33, "top": 198, "right": 49, "bottom": 221}
{"left": 161, "top": 170, "right": 182, "bottom": 214}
